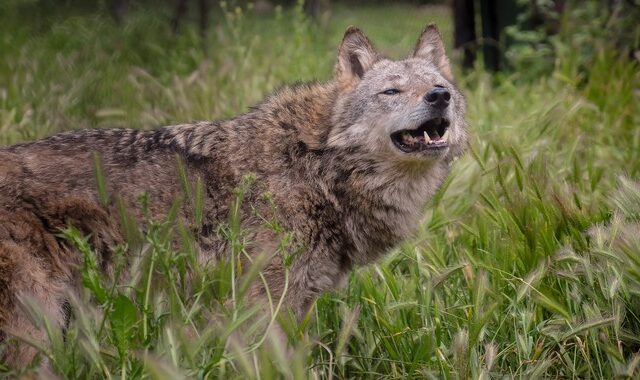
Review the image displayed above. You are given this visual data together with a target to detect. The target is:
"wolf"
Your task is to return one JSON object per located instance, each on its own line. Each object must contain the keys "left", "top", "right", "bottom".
{"left": 0, "top": 24, "right": 467, "bottom": 368}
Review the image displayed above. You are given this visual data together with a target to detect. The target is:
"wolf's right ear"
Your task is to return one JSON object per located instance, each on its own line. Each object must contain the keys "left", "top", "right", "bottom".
{"left": 335, "top": 27, "right": 379, "bottom": 88}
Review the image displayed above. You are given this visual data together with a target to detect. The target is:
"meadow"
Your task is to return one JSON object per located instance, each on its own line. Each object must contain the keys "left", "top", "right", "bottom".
{"left": 1, "top": 1, "right": 639, "bottom": 378}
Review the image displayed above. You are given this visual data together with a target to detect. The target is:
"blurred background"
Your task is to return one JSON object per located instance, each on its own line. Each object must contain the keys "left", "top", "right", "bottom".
{"left": 1, "top": 0, "right": 637, "bottom": 141}
{"left": 2, "top": 1, "right": 640, "bottom": 378}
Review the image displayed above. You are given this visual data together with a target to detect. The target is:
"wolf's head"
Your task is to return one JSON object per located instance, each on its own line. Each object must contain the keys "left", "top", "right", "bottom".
{"left": 327, "top": 25, "right": 467, "bottom": 165}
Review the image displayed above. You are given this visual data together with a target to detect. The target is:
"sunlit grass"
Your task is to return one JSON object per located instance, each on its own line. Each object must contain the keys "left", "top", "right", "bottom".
{"left": 0, "top": 2, "right": 639, "bottom": 378}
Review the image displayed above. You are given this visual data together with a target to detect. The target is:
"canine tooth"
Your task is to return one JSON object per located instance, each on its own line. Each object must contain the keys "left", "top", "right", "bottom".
{"left": 442, "top": 129, "right": 449, "bottom": 142}
{"left": 423, "top": 131, "right": 431, "bottom": 142}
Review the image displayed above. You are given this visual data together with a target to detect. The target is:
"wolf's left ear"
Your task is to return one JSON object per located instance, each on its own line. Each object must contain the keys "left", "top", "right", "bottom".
{"left": 413, "top": 24, "right": 452, "bottom": 80}
{"left": 335, "top": 26, "right": 379, "bottom": 87}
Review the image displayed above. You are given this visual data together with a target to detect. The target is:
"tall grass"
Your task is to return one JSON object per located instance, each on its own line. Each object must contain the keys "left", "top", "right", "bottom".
{"left": 1, "top": 2, "right": 639, "bottom": 378}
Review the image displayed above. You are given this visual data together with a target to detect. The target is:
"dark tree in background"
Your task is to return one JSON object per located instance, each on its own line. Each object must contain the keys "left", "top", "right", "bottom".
{"left": 453, "top": 0, "right": 520, "bottom": 71}
{"left": 453, "top": 0, "right": 476, "bottom": 69}
{"left": 171, "top": 0, "right": 212, "bottom": 39}
{"left": 110, "top": 0, "right": 129, "bottom": 23}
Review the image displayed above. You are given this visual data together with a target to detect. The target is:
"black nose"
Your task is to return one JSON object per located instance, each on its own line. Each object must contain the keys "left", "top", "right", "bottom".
{"left": 424, "top": 87, "right": 451, "bottom": 110}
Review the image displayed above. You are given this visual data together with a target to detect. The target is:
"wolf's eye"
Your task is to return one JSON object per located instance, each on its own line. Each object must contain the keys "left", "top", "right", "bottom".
{"left": 381, "top": 89, "right": 401, "bottom": 95}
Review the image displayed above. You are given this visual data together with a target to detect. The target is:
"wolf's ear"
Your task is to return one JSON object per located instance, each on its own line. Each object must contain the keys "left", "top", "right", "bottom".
{"left": 413, "top": 24, "right": 452, "bottom": 80}
{"left": 335, "top": 26, "right": 379, "bottom": 87}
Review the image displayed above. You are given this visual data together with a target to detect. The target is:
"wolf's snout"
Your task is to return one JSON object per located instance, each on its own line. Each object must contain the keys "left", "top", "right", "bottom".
{"left": 424, "top": 87, "right": 450, "bottom": 110}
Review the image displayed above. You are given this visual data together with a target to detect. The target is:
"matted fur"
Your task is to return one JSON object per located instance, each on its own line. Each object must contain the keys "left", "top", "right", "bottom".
{"left": 0, "top": 25, "right": 467, "bottom": 368}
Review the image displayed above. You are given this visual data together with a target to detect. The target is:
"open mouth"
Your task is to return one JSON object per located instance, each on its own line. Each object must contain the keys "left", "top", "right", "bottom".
{"left": 390, "top": 117, "right": 450, "bottom": 153}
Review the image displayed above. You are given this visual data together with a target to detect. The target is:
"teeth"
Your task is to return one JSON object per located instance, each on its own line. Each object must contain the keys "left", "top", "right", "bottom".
{"left": 423, "top": 131, "right": 431, "bottom": 143}
{"left": 441, "top": 129, "right": 449, "bottom": 142}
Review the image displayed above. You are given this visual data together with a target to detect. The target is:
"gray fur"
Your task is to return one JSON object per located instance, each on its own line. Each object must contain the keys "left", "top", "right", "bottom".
{"left": 0, "top": 25, "right": 468, "bottom": 368}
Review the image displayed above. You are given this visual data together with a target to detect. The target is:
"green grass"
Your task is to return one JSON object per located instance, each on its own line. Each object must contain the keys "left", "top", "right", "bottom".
{"left": 1, "top": 1, "right": 640, "bottom": 378}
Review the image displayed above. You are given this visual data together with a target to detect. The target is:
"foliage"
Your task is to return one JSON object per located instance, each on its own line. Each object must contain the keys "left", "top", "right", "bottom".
{"left": 0, "top": 2, "right": 639, "bottom": 378}
{"left": 505, "top": 0, "right": 640, "bottom": 81}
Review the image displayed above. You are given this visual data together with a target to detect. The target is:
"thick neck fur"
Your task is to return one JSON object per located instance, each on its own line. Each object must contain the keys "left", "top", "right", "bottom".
{"left": 309, "top": 148, "right": 449, "bottom": 264}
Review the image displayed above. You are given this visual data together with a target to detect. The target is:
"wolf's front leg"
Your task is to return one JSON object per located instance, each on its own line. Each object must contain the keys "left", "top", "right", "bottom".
{"left": 246, "top": 248, "right": 344, "bottom": 322}
{"left": 285, "top": 253, "right": 345, "bottom": 321}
